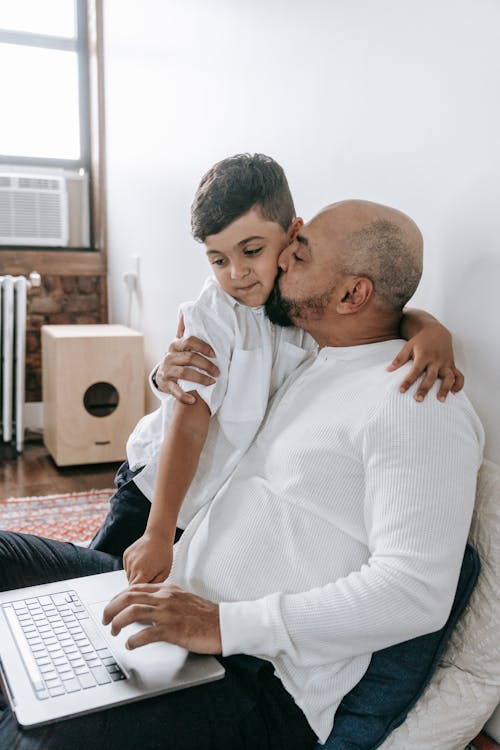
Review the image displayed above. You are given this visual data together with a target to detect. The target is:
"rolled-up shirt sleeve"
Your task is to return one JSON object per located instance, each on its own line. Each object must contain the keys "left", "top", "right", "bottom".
{"left": 148, "top": 293, "right": 236, "bottom": 413}
{"left": 175, "top": 300, "right": 234, "bottom": 415}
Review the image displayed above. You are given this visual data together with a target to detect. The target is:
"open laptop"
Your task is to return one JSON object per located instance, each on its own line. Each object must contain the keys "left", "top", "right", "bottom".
{"left": 0, "top": 569, "right": 225, "bottom": 728}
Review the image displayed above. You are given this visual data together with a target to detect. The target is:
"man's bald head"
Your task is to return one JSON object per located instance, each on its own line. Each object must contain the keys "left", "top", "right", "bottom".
{"left": 314, "top": 200, "right": 423, "bottom": 313}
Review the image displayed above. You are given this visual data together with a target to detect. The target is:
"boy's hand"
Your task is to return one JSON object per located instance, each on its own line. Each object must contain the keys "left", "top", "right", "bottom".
{"left": 123, "top": 531, "right": 173, "bottom": 584}
{"left": 388, "top": 322, "right": 464, "bottom": 402}
{"left": 155, "top": 336, "right": 219, "bottom": 404}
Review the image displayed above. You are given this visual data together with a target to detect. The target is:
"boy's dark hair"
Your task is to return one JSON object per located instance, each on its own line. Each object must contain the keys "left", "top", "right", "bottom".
{"left": 191, "top": 153, "right": 296, "bottom": 242}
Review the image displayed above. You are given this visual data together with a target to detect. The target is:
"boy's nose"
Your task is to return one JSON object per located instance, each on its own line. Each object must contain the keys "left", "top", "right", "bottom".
{"left": 230, "top": 261, "right": 249, "bottom": 279}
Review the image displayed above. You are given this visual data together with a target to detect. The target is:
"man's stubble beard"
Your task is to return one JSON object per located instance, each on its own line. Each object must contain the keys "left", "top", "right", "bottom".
{"left": 265, "top": 275, "right": 337, "bottom": 327}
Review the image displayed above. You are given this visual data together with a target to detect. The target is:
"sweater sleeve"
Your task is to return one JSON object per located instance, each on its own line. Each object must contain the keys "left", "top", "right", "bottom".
{"left": 219, "top": 386, "right": 483, "bottom": 666}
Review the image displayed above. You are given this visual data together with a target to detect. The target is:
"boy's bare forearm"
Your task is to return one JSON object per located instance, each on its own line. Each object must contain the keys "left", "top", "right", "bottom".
{"left": 400, "top": 307, "right": 442, "bottom": 340}
{"left": 147, "top": 393, "right": 210, "bottom": 540}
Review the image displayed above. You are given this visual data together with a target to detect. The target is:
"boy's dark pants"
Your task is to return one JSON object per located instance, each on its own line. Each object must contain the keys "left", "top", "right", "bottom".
{"left": 90, "top": 461, "right": 182, "bottom": 555}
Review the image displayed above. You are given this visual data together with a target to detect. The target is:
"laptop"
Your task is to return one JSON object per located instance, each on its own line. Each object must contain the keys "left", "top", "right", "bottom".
{"left": 0, "top": 569, "right": 225, "bottom": 728}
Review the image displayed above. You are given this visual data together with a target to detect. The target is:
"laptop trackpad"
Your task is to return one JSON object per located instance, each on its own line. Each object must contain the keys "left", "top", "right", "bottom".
{"left": 88, "top": 601, "right": 188, "bottom": 688}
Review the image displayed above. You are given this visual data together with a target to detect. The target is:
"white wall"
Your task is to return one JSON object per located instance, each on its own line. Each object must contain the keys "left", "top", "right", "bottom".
{"left": 103, "top": 0, "right": 500, "bottom": 462}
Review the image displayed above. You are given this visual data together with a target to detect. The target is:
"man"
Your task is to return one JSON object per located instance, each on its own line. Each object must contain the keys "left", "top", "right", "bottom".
{"left": 0, "top": 200, "right": 483, "bottom": 749}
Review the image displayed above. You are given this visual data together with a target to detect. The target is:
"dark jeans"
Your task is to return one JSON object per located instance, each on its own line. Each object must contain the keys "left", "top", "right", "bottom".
{"left": 89, "top": 461, "right": 155, "bottom": 556}
{"left": 0, "top": 531, "right": 317, "bottom": 750}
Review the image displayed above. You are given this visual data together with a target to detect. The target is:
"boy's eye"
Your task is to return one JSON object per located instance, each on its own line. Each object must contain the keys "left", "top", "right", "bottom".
{"left": 212, "top": 258, "right": 226, "bottom": 267}
{"left": 244, "top": 247, "right": 263, "bottom": 257}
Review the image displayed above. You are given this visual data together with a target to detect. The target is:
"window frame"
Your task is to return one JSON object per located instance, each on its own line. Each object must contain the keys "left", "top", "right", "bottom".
{"left": 0, "top": 0, "right": 107, "bottom": 277}
{"left": 0, "top": 0, "right": 90, "bottom": 170}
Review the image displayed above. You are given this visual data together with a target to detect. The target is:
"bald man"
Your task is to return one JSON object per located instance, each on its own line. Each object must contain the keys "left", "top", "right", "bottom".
{"left": 0, "top": 201, "right": 483, "bottom": 749}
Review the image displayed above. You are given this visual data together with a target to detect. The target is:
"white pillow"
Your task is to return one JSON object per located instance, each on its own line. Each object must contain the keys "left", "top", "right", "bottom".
{"left": 379, "top": 459, "right": 500, "bottom": 750}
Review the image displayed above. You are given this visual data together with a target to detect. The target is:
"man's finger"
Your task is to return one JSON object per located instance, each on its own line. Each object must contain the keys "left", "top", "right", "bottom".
{"left": 177, "top": 368, "right": 217, "bottom": 385}
{"left": 180, "top": 351, "right": 220, "bottom": 376}
{"left": 158, "top": 364, "right": 216, "bottom": 384}
{"left": 155, "top": 352, "right": 220, "bottom": 385}
{"left": 414, "top": 366, "right": 439, "bottom": 402}
{"left": 126, "top": 625, "right": 165, "bottom": 650}
{"left": 169, "top": 336, "right": 215, "bottom": 358}
{"left": 176, "top": 313, "right": 185, "bottom": 338}
{"left": 110, "top": 603, "right": 157, "bottom": 636}
{"left": 163, "top": 381, "right": 197, "bottom": 404}
{"left": 102, "top": 585, "right": 159, "bottom": 624}
{"left": 163, "top": 352, "right": 219, "bottom": 377}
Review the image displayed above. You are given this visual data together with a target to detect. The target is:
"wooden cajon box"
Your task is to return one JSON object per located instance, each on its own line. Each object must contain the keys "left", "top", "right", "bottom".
{"left": 42, "top": 324, "right": 145, "bottom": 466}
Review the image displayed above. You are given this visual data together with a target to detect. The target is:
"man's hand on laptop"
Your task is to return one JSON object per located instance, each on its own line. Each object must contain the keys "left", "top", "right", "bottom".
{"left": 101, "top": 582, "right": 222, "bottom": 654}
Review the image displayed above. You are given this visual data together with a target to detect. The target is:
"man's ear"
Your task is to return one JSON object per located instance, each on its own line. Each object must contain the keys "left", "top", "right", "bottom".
{"left": 288, "top": 217, "right": 304, "bottom": 241}
{"left": 336, "top": 277, "right": 373, "bottom": 314}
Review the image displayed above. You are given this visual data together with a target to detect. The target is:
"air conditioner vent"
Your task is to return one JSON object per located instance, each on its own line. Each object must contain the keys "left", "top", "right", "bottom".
{"left": 0, "top": 172, "right": 68, "bottom": 246}
{"left": 18, "top": 177, "right": 60, "bottom": 191}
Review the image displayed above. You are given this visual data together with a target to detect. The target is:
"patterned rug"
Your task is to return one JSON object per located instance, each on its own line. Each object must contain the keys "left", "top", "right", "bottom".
{"left": 0, "top": 489, "right": 113, "bottom": 544}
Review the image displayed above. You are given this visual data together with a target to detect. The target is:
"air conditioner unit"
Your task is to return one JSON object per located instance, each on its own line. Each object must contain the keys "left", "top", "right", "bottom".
{"left": 0, "top": 170, "right": 69, "bottom": 246}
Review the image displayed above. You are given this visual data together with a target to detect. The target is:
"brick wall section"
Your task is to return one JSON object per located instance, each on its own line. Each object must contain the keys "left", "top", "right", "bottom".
{"left": 26, "top": 275, "right": 106, "bottom": 401}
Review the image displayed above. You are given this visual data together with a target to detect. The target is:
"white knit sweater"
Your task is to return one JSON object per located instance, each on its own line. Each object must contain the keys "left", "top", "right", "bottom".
{"left": 170, "top": 340, "right": 484, "bottom": 743}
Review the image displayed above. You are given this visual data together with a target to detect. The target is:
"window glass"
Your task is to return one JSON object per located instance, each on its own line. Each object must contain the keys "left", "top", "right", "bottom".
{"left": 0, "top": 43, "right": 80, "bottom": 160}
{"left": 0, "top": 0, "right": 76, "bottom": 38}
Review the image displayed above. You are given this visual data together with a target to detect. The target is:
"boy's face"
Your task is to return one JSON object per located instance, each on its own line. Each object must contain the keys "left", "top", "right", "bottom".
{"left": 205, "top": 208, "right": 299, "bottom": 307}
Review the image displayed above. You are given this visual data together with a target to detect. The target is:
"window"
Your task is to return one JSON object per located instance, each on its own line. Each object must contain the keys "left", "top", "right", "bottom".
{"left": 0, "top": 0, "right": 103, "bottom": 252}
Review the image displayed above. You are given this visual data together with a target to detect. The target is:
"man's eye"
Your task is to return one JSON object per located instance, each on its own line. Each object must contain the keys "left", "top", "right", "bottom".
{"left": 212, "top": 258, "right": 226, "bottom": 266}
{"left": 244, "top": 247, "right": 263, "bottom": 256}
{"left": 293, "top": 252, "right": 303, "bottom": 262}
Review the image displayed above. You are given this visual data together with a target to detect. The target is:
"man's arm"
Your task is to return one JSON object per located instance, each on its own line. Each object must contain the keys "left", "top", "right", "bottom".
{"left": 124, "top": 393, "right": 210, "bottom": 584}
{"left": 218, "top": 388, "right": 483, "bottom": 664}
{"left": 106, "top": 385, "right": 483, "bottom": 659}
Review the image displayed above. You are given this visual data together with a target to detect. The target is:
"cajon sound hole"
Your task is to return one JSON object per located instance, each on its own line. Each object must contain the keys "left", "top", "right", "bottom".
{"left": 83, "top": 382, "right": 119, "bottom": 417}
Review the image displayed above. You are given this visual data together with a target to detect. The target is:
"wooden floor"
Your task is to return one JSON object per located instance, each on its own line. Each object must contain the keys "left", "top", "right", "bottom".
{"left": 0, "top": 432, "right": 120, "bottom": 499}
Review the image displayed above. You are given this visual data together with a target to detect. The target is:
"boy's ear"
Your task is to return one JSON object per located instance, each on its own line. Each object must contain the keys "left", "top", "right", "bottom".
{"left": 289, "top": 217, "right": 304, "bottom": 241}
{"left": 337, "top": 277, "right": 373, "bottom": 314}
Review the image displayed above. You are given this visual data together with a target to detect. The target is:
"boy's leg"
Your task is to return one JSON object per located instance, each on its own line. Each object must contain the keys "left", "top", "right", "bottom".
{"left": 89, "top": 461, "right": 152, "bottom": 556}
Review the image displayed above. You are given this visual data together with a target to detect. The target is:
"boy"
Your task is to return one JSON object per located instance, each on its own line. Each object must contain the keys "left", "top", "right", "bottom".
{"left": 90, "top": 153, "right": 461, "bottom": 584}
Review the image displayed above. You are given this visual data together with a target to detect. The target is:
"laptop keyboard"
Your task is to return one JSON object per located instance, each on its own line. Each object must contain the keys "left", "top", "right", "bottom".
{"left": 2, "top": 590, "right": 126, "bottom": 700}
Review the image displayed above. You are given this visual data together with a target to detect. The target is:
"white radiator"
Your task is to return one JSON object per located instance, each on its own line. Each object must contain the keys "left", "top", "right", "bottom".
{"left": 0, "top": 274, "right": 39, "bottom": 452}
